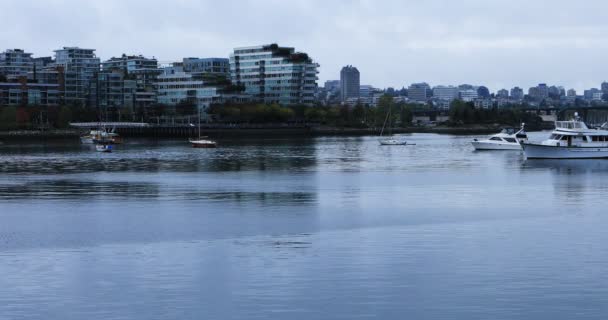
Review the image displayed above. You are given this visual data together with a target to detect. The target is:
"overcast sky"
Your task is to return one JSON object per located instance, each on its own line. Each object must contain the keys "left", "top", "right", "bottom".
{"left": 2, "top": 0, "right": 607, "bottom": 92}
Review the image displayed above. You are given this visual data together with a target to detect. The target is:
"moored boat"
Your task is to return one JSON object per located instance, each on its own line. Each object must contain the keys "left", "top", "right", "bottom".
{"left": 379, "top": 139, "right": 408, "bottom": 146}
{"left": 95, "top": 143, "right": 113, "bottom": 153}
{"left": 523, "top": 113, "right": 608, "bottom": 159}
{"left": 190, "top": 138, "right": 217, "bottom": 148}
{"left": 378, "top": 106, "right": 408, "bottom": 146}
{"left": 81, "top": 129, "right": 122, "bottom": 145}
{"left": 472, "top": 124, "right": 527, "bottom": 150}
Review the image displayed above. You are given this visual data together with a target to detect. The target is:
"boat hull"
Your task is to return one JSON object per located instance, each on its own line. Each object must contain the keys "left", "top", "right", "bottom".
{"left": 192, "top": 143, "right": 217, "bottom": 148}
{"left": 523, "top": 143, "right": 608, "bottom": 159}
{"left": 472, "top": 140, "right": 522, "bottom": 150}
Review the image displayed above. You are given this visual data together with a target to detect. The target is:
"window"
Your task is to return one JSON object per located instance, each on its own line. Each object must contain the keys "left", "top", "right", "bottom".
{"left": 504, "top": 138, "right": 517, "bottom": 143}
{"left": 490, "top": 137, "right": 503, "bottom": 141}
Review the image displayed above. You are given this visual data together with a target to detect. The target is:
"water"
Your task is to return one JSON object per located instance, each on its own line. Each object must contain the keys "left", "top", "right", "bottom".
{"left": 1, "top": 133, "right": 608, "bottom": 319}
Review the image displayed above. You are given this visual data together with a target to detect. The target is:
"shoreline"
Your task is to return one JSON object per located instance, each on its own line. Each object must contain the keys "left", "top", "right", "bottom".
{"left": 0, "top": 125, "right": 547, "bottom": 141}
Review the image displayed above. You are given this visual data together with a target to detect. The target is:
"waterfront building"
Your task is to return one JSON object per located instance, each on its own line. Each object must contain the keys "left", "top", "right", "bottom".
{"left": 101, "top": 54, "right": 162, "bottom": 108}
{"left": 0, "top": 49, "right": 33, "bottom": 79}
{"left": 182, "top": 58, "right": 229, "bottom": 78}
{"left": 497, "top": 89, "right": 509, "bottom": 99}
{"left": 408, "top": 83, "right": 431, "bottom": 102}
{"left": 340, "top": 65, "right": 360, "bottom": 102}
{"left": 510, "top": 87, "right": 524, "bottom": 101}
{"left": 229, "top": 44, "right": 319, "bottom": 106}
{"left": 53, "top": 47, "right": 100, "bottom": 106}
{"left": 459, "top": 89, "right": 478, "bottom": 102}
{"left": 0, "top": 76, "right": 60, "bottom": 107}
{"left": 432, "top": 85, "right": 459, "bottom": 101}
{"left": 156, "top": 67, "right": 223, "bottom": 114}
{"left": 567, "top": 89, "right": 577, "bottom": 97}
{"left": 97, "top": 69, "right": 137, "bottom": 110}
{"left": 32, "top": 57, "right": 54, "bottom": 71}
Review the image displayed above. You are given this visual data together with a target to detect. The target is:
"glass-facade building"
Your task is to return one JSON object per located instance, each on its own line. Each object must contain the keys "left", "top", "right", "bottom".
{"left": 53, "top": 47, "right": 100, "bottom": 106}
{"left": 229, "top": 44, "right": 318, "bottom": 106}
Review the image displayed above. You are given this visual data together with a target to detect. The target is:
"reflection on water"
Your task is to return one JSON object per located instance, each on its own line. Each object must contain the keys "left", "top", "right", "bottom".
{"left": 2, "top": 134, "right": 608, "bottom": 319}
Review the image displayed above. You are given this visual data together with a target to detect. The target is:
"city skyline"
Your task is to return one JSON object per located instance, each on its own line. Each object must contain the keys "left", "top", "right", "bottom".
{"left": 3, "top": 0, "right": 608, "bottom": 92}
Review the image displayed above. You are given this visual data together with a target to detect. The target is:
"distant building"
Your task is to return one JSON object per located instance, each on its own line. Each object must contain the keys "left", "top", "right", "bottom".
{"left": 510, "top": 87, "right": 524, "bottom": 101}
{"left": 229, "top": 44, "right": 319, "bottom": 106}
{"left": 0, "top": 49, "right": 33, "bottom": 79}
{"left": 602, "top": 82, "right": 608, "bottom": 94}
{"left": 408, "top": 82, "right": 431, "bottom": 102}
{"left": 101, "top": 54, "right": 162, "bottom": 108}
{"left": 459, "top": 89, "right": 478, "bottom": 102}
{"left": 0, "top": 75, "right": 61, "bottom": 107}
{"left": 474, "top": 98, "right": 493, "bottom": 109}
{"left": 567, "top": 89, "right": 577, "bottom": 97}
{"left": 32, "top": 57, "right": 54, "bottom": 72}
{"left": 156, "top": 67, "right": 222, "bottom": 112}
{"left": 497, "top": 89, "right": 509, "bottom": 99}
{"left": 340, "top": 65, "right": 360, "bottom": 102}
{"left": 324, "top": 80, "right": 340, "bottom": 92}
{"left": 537, "top": 83, "right": 549, "bottom": 99}
{"left": 548, "top": 85, "right": 561, "bottom": 98}
{"left": 182, "top": 57, "right": 230, "bottom": 77}
{"left": 359, "top": 85, "right": 374, "bottom": 98}
{"left": 432, "top": 85, "right": 459, "bottom": 101}
{"left": 53, "top": 47, "right": 100, "bottom": 106}
{"left": 97, "top": 69, "right": 137, "bottom": 109}
{"left": 528, "top": 87, "right": 541, "bottom": 100}
{"left": 584, "top": 88, "right": 601, "bottom": 101}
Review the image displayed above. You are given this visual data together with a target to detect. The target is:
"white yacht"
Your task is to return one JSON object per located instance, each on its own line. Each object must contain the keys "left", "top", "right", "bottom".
{"left": 523, "top": 113, "right": 608, "bottom": 159}
{"left": 471, "top": 124, "right": 528, "bottom": 150}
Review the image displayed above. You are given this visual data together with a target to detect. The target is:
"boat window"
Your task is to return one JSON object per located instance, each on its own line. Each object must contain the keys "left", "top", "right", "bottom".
{"left": 490, "top": 137, "right": 503, "bottom": 141}
{"left": 561, "top": 136, "right": 569, "bottom": 141}
{"left": 504, "top": 138, "right": 517, "bottom": 143}
{"left": 550, "top": 134, "right": 560, "bottom": 140}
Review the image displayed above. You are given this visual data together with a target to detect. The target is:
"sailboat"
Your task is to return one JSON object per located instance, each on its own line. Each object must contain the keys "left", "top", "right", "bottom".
{"left": 189, "top": 107, "right": 217, "bottom": 148}
{"left": 378, "top": 107, "right": 407, "bottom": 146}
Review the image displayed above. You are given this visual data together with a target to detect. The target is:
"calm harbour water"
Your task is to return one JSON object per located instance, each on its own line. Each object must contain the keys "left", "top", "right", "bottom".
{"left": 1, "top": 132, "right": 608, "bottom": 319}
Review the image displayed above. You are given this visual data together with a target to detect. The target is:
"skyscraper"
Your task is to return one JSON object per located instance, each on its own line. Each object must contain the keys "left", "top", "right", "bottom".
{"left": 229, "top": 44, "right": 319, "bottom": 106}
{"left": 340, "top": 65, "right": 360, "bottom": 102}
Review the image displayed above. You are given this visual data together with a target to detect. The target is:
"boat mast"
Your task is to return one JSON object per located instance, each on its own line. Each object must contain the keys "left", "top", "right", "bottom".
{"left": 380, "top": 107, "right": 390, "bottom": 137}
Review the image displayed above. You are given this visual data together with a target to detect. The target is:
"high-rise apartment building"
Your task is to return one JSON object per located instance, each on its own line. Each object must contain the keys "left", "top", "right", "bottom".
{"left": 101, "top": 54, "right": 162, "bottom": 108}
{"left": 340, "top": 65, "right": 360, "bottom": 102}
{"left": 229, "top": 44, "right": 319, "bottom": 105}
{"left": 53, "top": 47, "right": 100, "bottom": 106}
{"left": 0, "top": 49, "right": 33, "bottom": 78}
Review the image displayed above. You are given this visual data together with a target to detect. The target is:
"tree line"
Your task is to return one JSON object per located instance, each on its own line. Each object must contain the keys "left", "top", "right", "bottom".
{"left": 0, "top": 95, "right": 544, "bottom": 131}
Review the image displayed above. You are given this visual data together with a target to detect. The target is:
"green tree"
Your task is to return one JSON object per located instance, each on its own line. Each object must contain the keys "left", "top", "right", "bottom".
{"left": 56, "top": 105, "right": 73, "bottom": 128}
{"left": 0, "top": 106, "right": 17, "bottom": 130}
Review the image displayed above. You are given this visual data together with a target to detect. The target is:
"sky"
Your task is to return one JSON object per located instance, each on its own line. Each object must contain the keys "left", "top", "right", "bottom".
{"left": 1, "top": 0, "right": 608, "bottom": 92}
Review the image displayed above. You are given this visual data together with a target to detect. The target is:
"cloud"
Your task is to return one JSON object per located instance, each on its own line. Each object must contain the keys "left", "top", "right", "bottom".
{"left": 1, "top": 0, "right": 608, "bottom": 91}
